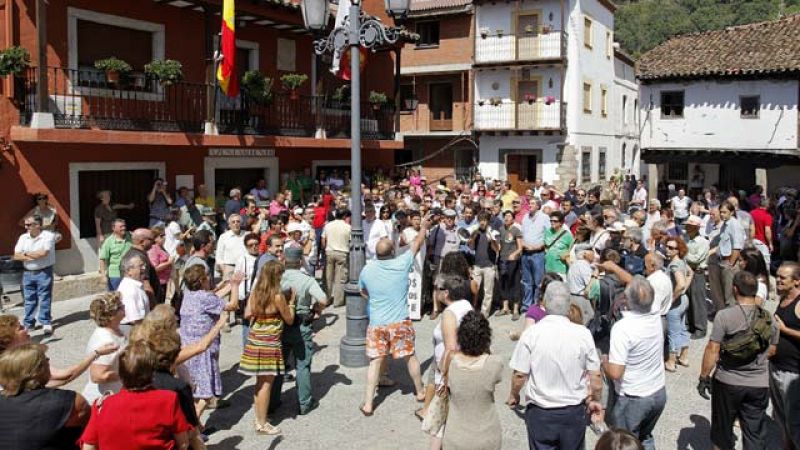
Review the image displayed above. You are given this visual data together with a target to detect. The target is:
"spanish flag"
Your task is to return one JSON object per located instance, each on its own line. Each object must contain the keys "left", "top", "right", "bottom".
{"left": 217, "top": 0, "right": 238, "bottom": 97}
{"left": 337, "top": 46, "right": 368, "bottom": 81}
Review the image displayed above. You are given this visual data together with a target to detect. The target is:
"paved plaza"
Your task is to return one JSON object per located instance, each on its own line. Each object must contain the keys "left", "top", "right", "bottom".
{"left": 9, "top": 294, "right": 782, "bottom": 450}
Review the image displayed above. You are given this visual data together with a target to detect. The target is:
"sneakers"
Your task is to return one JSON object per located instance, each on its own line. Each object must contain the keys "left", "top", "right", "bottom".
{"left": 42, "top": 325, "right": 53, "bottom": 335}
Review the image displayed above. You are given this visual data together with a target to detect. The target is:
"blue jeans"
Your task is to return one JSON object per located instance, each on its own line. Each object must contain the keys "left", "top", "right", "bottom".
{"left": 610, "top": 387, "right": 667, "bottom": 450}
{"left": 521, "top": 251, "right": 545, "bottom": 310}
{"left": 22, "top": 267, "right": 54, "bottom": 328}
{"left": 666, "top": 294, "right": 690, "bottom": 353}
{"left": 107, "top": 277, "right": 122, "bottom": 291}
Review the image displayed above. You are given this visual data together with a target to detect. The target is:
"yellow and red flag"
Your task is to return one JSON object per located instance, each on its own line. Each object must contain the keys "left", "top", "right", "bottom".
{"left": 217, "top": 0, "right": 238, "bottom": 97}
{"left": 337, "top": 46, "right": 368, "bottom": 81}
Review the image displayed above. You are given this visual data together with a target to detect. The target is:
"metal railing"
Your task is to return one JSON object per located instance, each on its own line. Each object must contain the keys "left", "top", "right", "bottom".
{"left": 474, "top": 100, "right": 566, "bottom": 131}
{"left": 475, "top": 30, "right": 566, "bottom": 64}
{"left": 17, "top": 66, "right": 396, "bottom": 139}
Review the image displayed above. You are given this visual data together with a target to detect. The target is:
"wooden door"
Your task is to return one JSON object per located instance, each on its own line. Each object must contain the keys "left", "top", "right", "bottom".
{"left": 516, "top": 79, "right": 540, "bottom": 129}
{"left": 429, "top": 83, "right": 453, "bottom": 131}
{"left": 78, "top": 169, "right": 159, "bottom": 238}
{"left": 517, "top": 14, "right": 540, "bottom": 59}
{"left": 507, "top": 154, "right": 537, "bottom": 194}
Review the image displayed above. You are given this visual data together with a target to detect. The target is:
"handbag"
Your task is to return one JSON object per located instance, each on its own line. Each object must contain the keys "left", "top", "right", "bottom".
{"left": 421, "top": 352, "right": 453, "bottom": 436}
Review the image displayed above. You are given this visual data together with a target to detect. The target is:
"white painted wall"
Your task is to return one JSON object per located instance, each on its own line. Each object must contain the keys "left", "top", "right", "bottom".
{"left": 640, "top": 79, "right": 799, "bottom": 151}
{"left": 475, "top": 0, "right": 565, "bottom": 38}
{"left": 478, "top": 135, "right": 564, "bottom": 182}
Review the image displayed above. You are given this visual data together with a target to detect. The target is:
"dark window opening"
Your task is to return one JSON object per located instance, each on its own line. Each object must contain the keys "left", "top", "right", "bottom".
{"left": 660, "top": 91, "right": 684, "bottom": 119}
{"left": 78, "top": 170, "right": 158, "bottom": 238}
{"left": 740, "top": 95, "right": 760, "bottom": 119}
{"left": 416, "top": 21, "right": 440, "bottom": 47}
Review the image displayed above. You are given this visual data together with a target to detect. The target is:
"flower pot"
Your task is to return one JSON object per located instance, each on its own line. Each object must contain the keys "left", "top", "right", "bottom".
{"left": 497, "top": 30, "right": 504, "bottom": 38}
{"left": 525, "top": 25, "right": 534, "bottom": 34}
{"left": 543, "top": 25, "right": 552, "bottom": 33}
{"left": 526, "top": 99, "right": 534, "bottom": 105}
{"left": 289, "top": 89, "right": 299, "bottom": 100}
{"left": 372, "top": 103, "right": 382, "bottom": 111}
{"left": 106, "top": 70, "right": 120, "bottom": 84}
{"left": 478, "top": 100, "right": 485, "bottom": 106}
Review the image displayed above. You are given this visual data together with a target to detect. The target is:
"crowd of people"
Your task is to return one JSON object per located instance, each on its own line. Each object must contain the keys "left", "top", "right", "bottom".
{"left": 3, "top": 167, "right": 800, "bottom": 450}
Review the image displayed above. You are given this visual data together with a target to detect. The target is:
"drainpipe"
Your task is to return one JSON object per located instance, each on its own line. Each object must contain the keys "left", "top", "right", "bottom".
{"left": 30, "top": 0, "right": 53, "bottom": 128}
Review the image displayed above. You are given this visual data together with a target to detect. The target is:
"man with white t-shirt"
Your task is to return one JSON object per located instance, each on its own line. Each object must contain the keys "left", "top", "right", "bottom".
{"left": 116, "top": 253, "right": 150, "bottom": 334}
{"left": 603, "top": 276, "right": 667, "bottom": 450}
{"left": 670, "top": 189, "right": 692, "bottom": 227}
{"left": 645, "top": 252, "right": 673, "bottom": 318}
{"left": 508, "top": 281, "right": 603, "bottom": 450}
{"left": 13, "top": 214, "right": 57, "bottom": 334}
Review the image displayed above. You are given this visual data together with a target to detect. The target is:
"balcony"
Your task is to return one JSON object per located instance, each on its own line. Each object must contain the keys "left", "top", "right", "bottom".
{"left": 474, "top": 100, "right": 566, "bottom": 132}
{"left": 16, "top": 67, "right": 395, "bottom": 140}
{"left": 474, "top": 30, "right": 566, "bottom": 66}
{"left": 429, "top": 111, "right": 453, "bottom": 131}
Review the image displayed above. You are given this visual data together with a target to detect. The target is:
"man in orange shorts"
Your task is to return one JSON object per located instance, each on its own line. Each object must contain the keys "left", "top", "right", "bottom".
{"left": 358, "top": 214, "right": 431, "bottom": 416}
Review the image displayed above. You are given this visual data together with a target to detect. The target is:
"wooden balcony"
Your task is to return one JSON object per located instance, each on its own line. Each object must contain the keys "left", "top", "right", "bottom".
{"left": 474, "top": 99, "right": 566, "bottom": 132}
{"left": 474, "top": 30, "right": 566, "bottom": 66}
{"left": 17, "top": 67, "right": 396, "bottom": 140}
{"left": 429, "top": 111, "right": 453, "bottom": 131}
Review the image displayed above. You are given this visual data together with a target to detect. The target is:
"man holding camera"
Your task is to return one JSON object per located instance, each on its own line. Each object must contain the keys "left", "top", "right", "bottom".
{"left": 147, "top": 179, "right": 173, "bottom": 227}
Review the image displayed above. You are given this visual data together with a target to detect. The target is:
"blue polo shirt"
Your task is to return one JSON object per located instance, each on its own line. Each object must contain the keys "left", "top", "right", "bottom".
{"left": 359, "top": 252, "right": 414, "bottom": 326}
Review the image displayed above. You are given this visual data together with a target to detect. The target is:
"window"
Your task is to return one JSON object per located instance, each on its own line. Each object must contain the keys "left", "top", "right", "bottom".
{"left": 277, "top": 38, "right": 296, "bottom": 71}
{"left": 416, "top": 21, "right": 440, "bottom": 47}
{"left": 740, "top": 95, "right": 760, "bottom": 119}
{"left": 583, "top": 17, "right": 593, "bottom": 48}
{"left": 454, "top": 148, "right": 474, "bottom": 180}
{"left": 598, "top": 147, "right": 607, "bottom": 180}
{"left": 622, "top": 95, "right": 628, "bottom": 125}
{"left": 581, "top": 147, "right": 592, "bottom": 183}
{"left": 621, "top": 143, "right": 627, "bottom": 169}
{"left": 77, "top": 20, "right": 153, "bottom": 71}
{"left": 399, "top": 85, "right": 415, "bottom": 112}
{"left": 660, "top": 90, "right": 684, "bottom": 119}
{"left": 605, "top": 31, "right": 612, "bottom": 58}
{"left": 600, "top": 86, "right": 608, "bottom": 117}
{"left": 583, "top": 82, "right": 592, "bottom": 114}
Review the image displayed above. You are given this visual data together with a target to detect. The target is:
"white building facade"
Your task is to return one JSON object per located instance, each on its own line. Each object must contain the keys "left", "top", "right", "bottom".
{"left": 637, "top": 16, "right": 800, "bottom": 194}
{"left": 472, "top": 0, "right": 639, "bottom": 191}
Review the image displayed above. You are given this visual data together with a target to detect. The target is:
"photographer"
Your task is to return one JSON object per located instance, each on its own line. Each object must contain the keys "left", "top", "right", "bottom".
{"left": 147, "top": 178, "right": 173, "bottom": 227}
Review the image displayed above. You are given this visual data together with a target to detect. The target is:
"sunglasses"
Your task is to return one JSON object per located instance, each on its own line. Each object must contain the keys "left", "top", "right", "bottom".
{"left": 667, "top": 245, "right": 678, "bottom": 250}
{"left": 24, "top": 222, "right": 37, "bottom": 227}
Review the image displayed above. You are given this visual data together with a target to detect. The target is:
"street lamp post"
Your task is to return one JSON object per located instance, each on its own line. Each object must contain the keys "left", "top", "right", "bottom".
{"left": 302, "top": 0, "right": 409, "bottom": 367}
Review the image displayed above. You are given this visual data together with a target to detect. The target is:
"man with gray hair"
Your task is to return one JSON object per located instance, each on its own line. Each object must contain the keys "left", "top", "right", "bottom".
{"left": 521, "top": 198, "right": 550, "bottom": 310}
{"left": 508, "top": 281, "right": 603, "bottom": 450}
{"left": 603, "top": 276, "right": 667, "bottom": 450}
{"left": 116, "top": 253, "right": 150, "bottom": 333}
{"left": 119, "top": 228, "right": 158, "bottom": 306}
{"left": 215, "top": 213, "right": 246, "bottom": 279}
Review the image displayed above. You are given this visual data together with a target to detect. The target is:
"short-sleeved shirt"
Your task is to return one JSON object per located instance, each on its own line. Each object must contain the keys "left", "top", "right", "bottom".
{"left": 718, "top": 217, "right": 746, "bottom": 258}
{"left": 82, "top": 327, "right": 127, "bottom": 403}
{"left": 428, "top": 225, "right": 459, "bottom": 264}
{"left": 499, "top": 225, "right": 522, "bottom": 260}
{"left": 710, "top": 304, "right": 780, "bottom": 388}
{"left": 648, "top": 270, "right": 673, "bottom": 316}
{"left": 94, "top": 204, "right": 117, "bottom": 235}
{"left": 608, "top": 311, "right": 665, "bottom": 396}
{"left": 359, "top": 252, "right": 414, "bottom": 326}
{"left": 567, "top": 259, "right": 593, "bottom": 296}
{"left": 667, "top": 258, "right": 690, "bottom": 306}
{"left": 117, "top": 277, "right": 149, "bottom": 325}
{"left": 281, "top": 269, "right": 326, "bottom": 316}
{"left": 79, "top": 389, "right": 192, "bottom": 450}
{"left": 750, "top": 208, "right": 773, "bottom": 244}
{"left": 509, "top": 315, "right": 599, "bottom": 408}
{"left": 521, "top": 211, "right": 549, "bottom": 246}
{"left": 322, "top": 220, "right": 351, "bottom": 253}
{"left": 99, "top": 234, "right": 132, "bottom": 279}
{"left": 544, "top": 227, "right": 573, "bottom": 274}
{"left": 148, "top": 245, "right": 171, "bottom": 285}
{"left": 671, "top": 196, "right": 691, "bottom": 219}
{"left": 0, "top": 388, "right": 78, "bottom": 450}
{"left": 149, "top": 193, "right": 171, "bottom": 223}
{"left": 14, "top": 230, "right": 56, "bottom": 270}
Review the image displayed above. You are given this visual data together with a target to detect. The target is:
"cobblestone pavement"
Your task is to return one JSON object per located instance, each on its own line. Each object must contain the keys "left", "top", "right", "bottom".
{"left": 12, "top": 295, "right": 781, "bottom": 450}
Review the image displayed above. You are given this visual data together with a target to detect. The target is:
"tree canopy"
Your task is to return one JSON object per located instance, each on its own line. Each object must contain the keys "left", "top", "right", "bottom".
{"left": 614, "top": 0, "right": 800, "bottom": 58}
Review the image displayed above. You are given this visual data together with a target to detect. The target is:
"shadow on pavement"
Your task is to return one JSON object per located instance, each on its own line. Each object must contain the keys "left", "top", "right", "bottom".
{"left": 677, "top": 414, "right": 712, "bottom": 450}
{"left": 207, "top": 436, "right": 243, "bottom": 450}
{"left": 274, "top": 364, "right": 352, "bottom": 424}
{"left": 206, "top": 365, "right": 253, "bottom": 431}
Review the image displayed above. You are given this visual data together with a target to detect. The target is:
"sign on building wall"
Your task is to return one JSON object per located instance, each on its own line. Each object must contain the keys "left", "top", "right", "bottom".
{"left": 277, "top": 38, "right": 296, "bottom": 71}
{"left": 208, "top": 148, "right": 275, "bottom": 157}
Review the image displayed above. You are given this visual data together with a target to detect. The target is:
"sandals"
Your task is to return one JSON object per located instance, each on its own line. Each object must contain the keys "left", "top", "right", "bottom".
{"left": 255, "top": 421, "right": 282, "bottom": 436}
{"left": 415, "top": 408, "right": 426, "bottom": 421}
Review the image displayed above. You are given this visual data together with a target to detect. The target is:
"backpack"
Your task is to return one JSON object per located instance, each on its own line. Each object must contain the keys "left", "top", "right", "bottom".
{"left": 719, "top": 305, "right": 773, "bottom": 368}
{"left": 588, "top": 274, "right": 625, "bottom": 345}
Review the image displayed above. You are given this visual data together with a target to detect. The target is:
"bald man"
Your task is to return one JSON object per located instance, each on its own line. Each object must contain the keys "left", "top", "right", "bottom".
{"left": 120, "top": 228, "right": 160, "bottom": 306}
{"left": 359, "top": 214, "right": 431, "bottom": 416}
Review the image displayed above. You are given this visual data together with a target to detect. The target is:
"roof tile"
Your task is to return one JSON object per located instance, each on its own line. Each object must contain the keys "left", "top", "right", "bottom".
{"left": 636, "top": 14, "right": 800, "bottom": 80}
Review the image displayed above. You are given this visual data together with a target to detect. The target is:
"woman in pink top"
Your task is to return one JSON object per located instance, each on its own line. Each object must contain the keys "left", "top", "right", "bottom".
{"left": 148, "top": 226, "right": 172, "bottom": 305}
{"left": 268, "top": 192, "right": 288, "bottom": 217}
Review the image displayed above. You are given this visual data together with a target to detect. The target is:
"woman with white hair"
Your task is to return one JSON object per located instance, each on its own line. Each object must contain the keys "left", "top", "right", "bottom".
{"left": 82, "top": 292, "right": 128, "bottom": 403}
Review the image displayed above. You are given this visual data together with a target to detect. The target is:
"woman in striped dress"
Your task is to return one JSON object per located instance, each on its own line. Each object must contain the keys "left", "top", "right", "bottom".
{"left": 240, "top": 260, "right": 295, "bottom": 436}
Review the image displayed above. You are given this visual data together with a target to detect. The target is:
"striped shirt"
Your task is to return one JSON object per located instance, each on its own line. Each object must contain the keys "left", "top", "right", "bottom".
{"left": 509, "top": 315, "right": 600, "bottom": 408}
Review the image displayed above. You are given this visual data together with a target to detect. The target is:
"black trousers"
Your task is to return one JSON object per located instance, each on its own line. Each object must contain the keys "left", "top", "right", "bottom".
{"left": 711, "top": 379, "right": 769, "bottom": 450}
{"left": 686, "top": 271, "right": 708, "bottom": 336}
{"left": 499, "top": 259, "right": 521, "bottom": 307}
{"left": 525, "top": 403, "right": 587, "bottom": 450}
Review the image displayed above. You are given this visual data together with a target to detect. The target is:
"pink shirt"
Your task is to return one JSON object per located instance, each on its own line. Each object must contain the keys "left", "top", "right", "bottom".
{"left": 269, "top": 200, "right": 287, "bottom": 217}
{"left": 148, "top": 245, "right": 171, "bottom": 285}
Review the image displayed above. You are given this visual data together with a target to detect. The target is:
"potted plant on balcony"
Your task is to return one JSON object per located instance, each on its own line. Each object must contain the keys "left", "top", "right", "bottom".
{"left": 242, "top": 70, "right": 273, "bottom": 105}
{"left": 0, "top": 46, "right": 30, "bottom": 77}
{"left": 544, "top": 95, "right": 556, "bottom": 105}
{"left": 477, "top": 99, "right": 485, "bottom": 106}
{"left": 496, "top": 28, "right": 504, "bottom": 38}
{"left": 144, "top": 59, "right": 183, "bottom": 86}
{"left": 490, "top": 96, "right": 502, "bottom": 107}
{"left": 479, "top": 27, "right": 490, "bottom": 39}
{"left": 332, "top": 84, "right": 350, "bottom": 107}
{"left": 281, "top": 73, "right": 308, "bottom": 100}
{"left": 94, "top": 57, "right": 132, "bottom": 85}
{"left": 524, "top": 24, "right": 535, "bottom": 34}
{"left": 524, "top": 93, "right": 536, "bottom": 105}
{"left": 542, "top": 24, "right": 552, "bottom": 33}
{"left": 369, "top": 90, "right": 388, "bottom": 111}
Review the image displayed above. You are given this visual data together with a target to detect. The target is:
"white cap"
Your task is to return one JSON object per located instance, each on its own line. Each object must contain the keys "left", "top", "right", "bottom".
{"left": 286, "top": 222, "right": 303, "bottom": 234}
